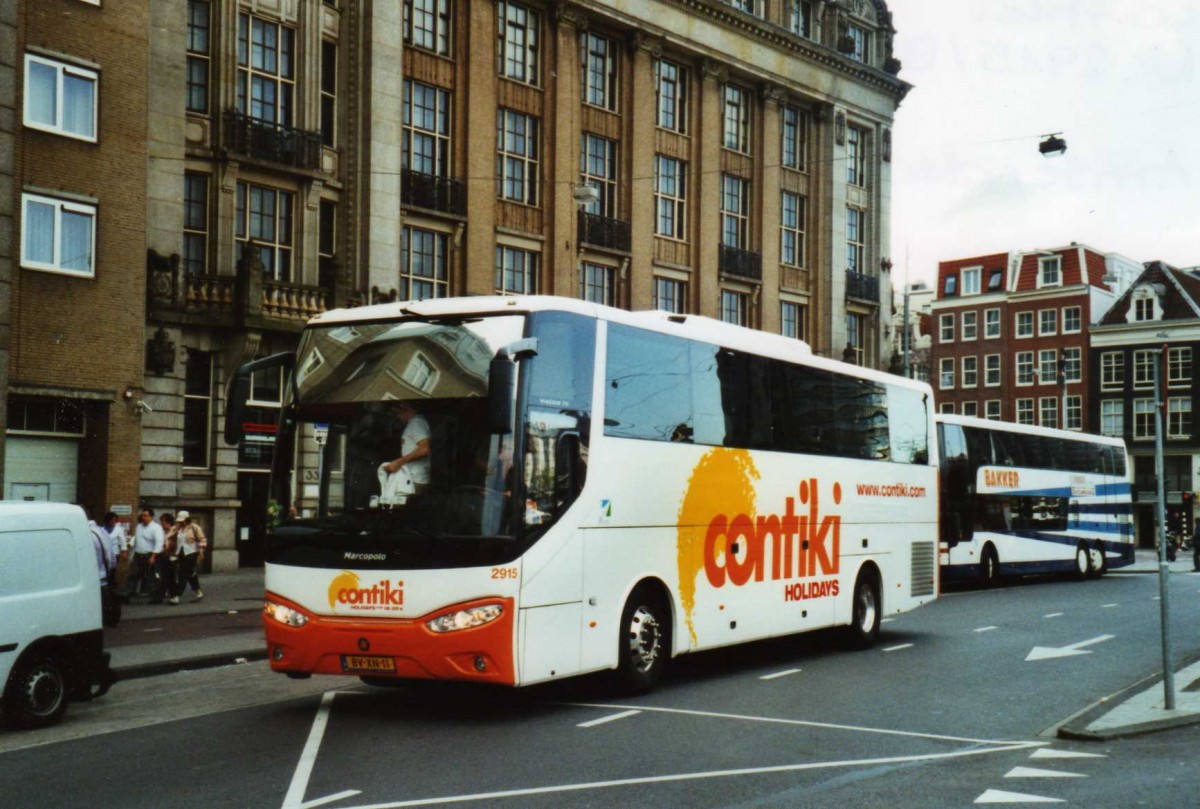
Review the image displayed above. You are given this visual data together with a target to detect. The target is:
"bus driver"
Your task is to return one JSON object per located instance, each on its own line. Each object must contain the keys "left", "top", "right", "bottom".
{"left": 377, "top": 401, "right": 432, "bottom": 504}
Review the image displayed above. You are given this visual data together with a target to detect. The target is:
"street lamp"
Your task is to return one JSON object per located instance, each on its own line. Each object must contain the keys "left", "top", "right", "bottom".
{"left": 1039, "top": 133, "right": 1067, "bottom": 157}
{"left": 1153, "top": 331, "right": 1176, "bottom": 709}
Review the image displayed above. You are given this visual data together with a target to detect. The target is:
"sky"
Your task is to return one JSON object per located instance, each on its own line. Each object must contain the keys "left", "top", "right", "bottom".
{"left": 885, "top": 0, "right": 1200, "bottom": 289}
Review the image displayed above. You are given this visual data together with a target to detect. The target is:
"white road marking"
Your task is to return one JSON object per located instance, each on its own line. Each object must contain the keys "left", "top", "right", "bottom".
{"left": 142, "top": 627, "right": 164, "bottom": 633}
{"left": 1102, "top": 603, "right": 1118, "bottom": 608}
{"left": 1025, "top": 634, "right": 1115, "bottom": 662}
{"left": 975, "top": 626, "right": 998, "bottom": 633}
{"left": 282, "top": 691, "right": 337, "bottom": 809}
{"left": 1005, "top": 766, "right": 1084, "bottom": 778}
{"left": 576, "top": 709, "right": 641, "bottom": 728}
{"left": 759, "top": 668, "right": 802, "bottom": 681}
{"left": 1029, "top": 748, "right": 1106, "bottom": 760}
{"left": 881, "top": 618, "right": 895, "bottom": 623}
{"left": 302, "top": 791, "right": 363, "bottom": 809}
{"left": 974, "top": 788, "right": 1064, "bottom": 803}
{"left": 1043, "top": 613, "right": 1063, "bottom": 619}
{"left": 882, "top": 643, "right": 913, "bottom": 652}
{"left": 339, "top": 743, "right": 1045, "bottom": 809}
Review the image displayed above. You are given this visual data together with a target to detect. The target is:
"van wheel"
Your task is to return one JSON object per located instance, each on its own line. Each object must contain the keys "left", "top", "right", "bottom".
{"left": 616, "top": 586, "right": 669, "bottom": 694}
{"left": 3, "top": 651, "right": 69, "bottom": 729}
{"left": 980, "top": 545, "right": 1000, "bottom": 588}
{"left": 844, "top": 571, "right": 881, "bottom": 650}
{"left": 1074, "top": 543, "right": 1093, "bottom": 580}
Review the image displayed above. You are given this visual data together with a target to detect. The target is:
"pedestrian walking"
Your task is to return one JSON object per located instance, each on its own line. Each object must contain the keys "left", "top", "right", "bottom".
{"left": 167, "top": 510, "right": 206, "bottom": 604}
{"left": 156, "top": 512, "right": 178, "bottom": 604}
{"left": 87, "top": 513, "right": 121, "bottom": 627}
{"left": 119, "top": 508, "right": 164, "bottom": 602}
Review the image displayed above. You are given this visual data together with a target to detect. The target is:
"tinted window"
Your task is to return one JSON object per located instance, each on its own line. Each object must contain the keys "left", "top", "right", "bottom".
{"left": 527, "top": 312, "right": 595, "bottom": 413}
{"left": 605, "top": 324, "right": 692, "bottom": 442}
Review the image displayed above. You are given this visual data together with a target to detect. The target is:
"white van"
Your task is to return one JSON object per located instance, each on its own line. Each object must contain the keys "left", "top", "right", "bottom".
{"left": 0, "top": 502, "right": 116, "bottom": 729}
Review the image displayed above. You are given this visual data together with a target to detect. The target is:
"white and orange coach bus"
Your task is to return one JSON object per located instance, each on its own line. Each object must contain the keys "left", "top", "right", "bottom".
{"left": 225, "top": 296, "right": 939, "bottom": 692}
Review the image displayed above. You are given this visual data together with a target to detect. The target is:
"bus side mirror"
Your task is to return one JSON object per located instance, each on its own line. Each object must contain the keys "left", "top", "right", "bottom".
{"left": 488, "top": 356, "right": 515, "bottom": 435}
{"left": 223, "top": 373, "right": 251, "bottom": 445}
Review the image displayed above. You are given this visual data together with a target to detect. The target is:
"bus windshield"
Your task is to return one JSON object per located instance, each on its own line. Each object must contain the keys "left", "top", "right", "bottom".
{"left": 277, "top": 315, "right": 526, "bottom": 560}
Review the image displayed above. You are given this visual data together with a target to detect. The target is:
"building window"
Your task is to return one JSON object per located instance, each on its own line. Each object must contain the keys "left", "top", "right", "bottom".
{"left": 1015, "top": 311, "right": 1033, "bottom": 338}
{"left": 962, "top": 356, "right": 978, "bottom": 388}
{"left": 939, "top": 403, "right": 955, "bottom": 415}
{"left": 985, "top": 400, "right": 1001, "bottom": 420}
{"left": 846, "top": 207, "right": 865, "bottom": 273}
{"left": 847, "top": 125, "right": 866, "bottom": 186}
{"left": 653, "top": 276, "right": 686, "bottom": 314}
{"left": 183, "top": 349, "right": 213, "bottom": 468}
{"left": 1038, "top": 349, "right": 1058, "bottom": 385}
{"left": 1133, "top": 349, "right": 1156, "bottom": 389}
{"left": 183, "top": 173, "right": 209, "bottom": 276}
{"left": 581, "top": 262, "right": 615, "bottom": 306}
{"left": 1168, "top": 397, "right": 1192, "bottom": 439}
{"left": 497, "top": 109, "right": 538, "bottom": 205}
{"left": 1133, "top": 399, "right": 1155, "bottom": 440}
{"left": 495, "top": 245, "right": 538, "bottom": 295}
{"left": 721, "top": 289, "right": 748, "bottom": 326}
{"left": 1134, "top": 297, "right": 1154, "bottom": 321}
{"left": 987, "top": 268, "right": 1003, "bottom": 291}
{"left": 24, "top": 53, "right": 97, "bottom": 141}
{"left": 1016, "top": 351, "right": 1034, "bottom": 386}
{"left": 780, "top": 192, "right": 805, "bottom": 267}
{"left": 984, "top": 308, "right": 1000, "bottom": 338}
{"left": 720, "top": 175, "right": 749, "bottom": 249}
{"left": 781, "top": 105, "right": 807, "bottom": 170}
{"left": 186, "top": 1, "right": 211, "bottom": 114}
{"left": 1063, "top": 305, "right": 1081, "bottom": 333}
{"left": 403, "top": 80, "right": 450, "bottom": 177}
{"left": 401, "top": 353, "right": 439, "bottom": 394}
{"left": 237, "top": 13, "right": 295, "bottom": 125}
{"left": 962, "top": 402, "right": 978, "bottom": 417}
{"left": 1168, "top": 347, "right": 1191, "bottom": 387}
{"left": 961, "top": 311, "right": 977, "bottom": 341}
{"left": 962, "top": 267, "right": 980, "bottom": 295}
{"left": 581, "top": 32, "right": 617, "bottom": 111}
{"left": 654, "top": 156, "right": 686, "bottom": 240}
{"left": 1101, "top": 352, "right": 1125, "bottom": 389}
{"left": 404, "top": 0, "right": 451, "bottom": 56}
{"left": 722, "top": 84, "right": 750, "bottom": 153}
{"left": 1016, "top": 399, "right": 1034, "bottom": 425}
{"left": 781, "top": 300, "right": 806, "bottom": 340}
{"left": 498, "top": 1, "right": 539, "bottom": 85}
{"left": 938, "top": 313, "right": 954, "bottom": 343}
{"left": 846, "top": 22, "right": 870, "bottom": 63}
{"left": 654, "top": 59, "right": 687, "bottom": 133}
{"left": 1100, "top": 400, "right": 1124, "bottom": 437}
{"left": 400, "top": 227, "right": 448, "bottom": 300}
{"left": 1038, "top": 255, "right": 1061, "bottom": 287}
{"left": 1063, "top": 347, "right": 1082, "bottom": 383}
{"left": 846, "top": 312, "right": 866, "bottom": 365}
{"left": 788, "top": 0, "right": 813, "bottom": 37}
{"left": 1065, "top": 395, "right": 1082, "bottom": 431}
{"left": 729, "top": 0, "right": 759, "bottom": 14}
{"left": 320, "top": 40, "right": 337, "bottom": 147}
{"left": 984, "top": 354, "right": 1001, "bottom": 387}
{"left": 580, "top": 133, "right": 617, "bottom": 217}
{"left": 943, "top": 275, "right": 957, "bottom": 297}
{"left": 939, "top": 357, "right": 955, "bottom": 390}
{"left": 1039, "top": 397, "right": 1058, "bottom": 429}
{"left": 235, "top": 182, "right": 294, "bottom": 281}
{"left": 20, "top": 193, "right": 95, "bottom": 278}
{"left": 1038, "top": 309, "right": 1057, "bottom": 336}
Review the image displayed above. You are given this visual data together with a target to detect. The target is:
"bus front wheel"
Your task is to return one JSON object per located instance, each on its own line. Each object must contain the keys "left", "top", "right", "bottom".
{"left": 980, "top": 545, "right": 1000, "bottom": 588}
{"left": 844, "top": 570, "right": 881, "bottom": 650}
{"left": 616, "top": 585, "right": 669, "bottom": 694}
{"left": 1074, "top": 544, "right": 1093, "bottom": 580}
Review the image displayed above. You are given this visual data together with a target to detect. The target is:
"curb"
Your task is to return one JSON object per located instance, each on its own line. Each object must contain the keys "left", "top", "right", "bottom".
{"left": 1057, "top": 652, "right": 1200, "bottom": 741}
{"left": 113, "top": 647, "right": 268, "bottom": 682}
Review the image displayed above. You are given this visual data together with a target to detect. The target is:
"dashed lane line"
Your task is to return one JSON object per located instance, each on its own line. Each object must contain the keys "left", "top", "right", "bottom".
{"left": 882, "top": 643, "right": 913, "bottom": 652}
{"left": 975, "top": 626, "right": 998, "bottom": 633}
{"left": 759, "top": 668, "right": 802, "bottom": 681}
{"left": 1043, "top": 613, "right": 1063, "bottom": 619}
{"left": 577, "top": 710, "right": 641, "bottom": 728}
{"left": 974, "top": 788, "right": 1064, "bottom": 803}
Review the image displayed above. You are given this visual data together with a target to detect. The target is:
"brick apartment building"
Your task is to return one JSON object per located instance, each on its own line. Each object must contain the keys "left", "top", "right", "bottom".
{"left": 1091, "top": 260, "right": 1200, "bottom": 547}
{"left": 2, "top": 1, "right": 149, "bottom": 522}
{"left": 929, "top": 244, "right": 1141, "bottom": 427}
{"left": 4, "top": 0, "right": 912, "bottom": 569}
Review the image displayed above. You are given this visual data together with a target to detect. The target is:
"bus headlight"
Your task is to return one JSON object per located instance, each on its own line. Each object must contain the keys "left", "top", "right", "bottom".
{"left": 426, "top": 604, "right": 503, "bottom": 634}
{"left": 264, "top": 600, "right": 309, "bottom": 628}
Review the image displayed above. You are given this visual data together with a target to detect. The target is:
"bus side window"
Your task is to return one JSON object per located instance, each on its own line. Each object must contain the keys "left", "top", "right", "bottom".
{"left": 938, "top": 423, "right": 972, "bottom": 543}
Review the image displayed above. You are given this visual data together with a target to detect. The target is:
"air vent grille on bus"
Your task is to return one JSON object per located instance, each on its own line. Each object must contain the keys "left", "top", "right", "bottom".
{"left": 911, "top": 542, "right": 936, "bottom": 597}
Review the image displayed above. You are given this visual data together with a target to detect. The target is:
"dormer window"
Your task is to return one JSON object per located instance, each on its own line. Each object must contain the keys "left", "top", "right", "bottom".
{"left": 987, "top": 268, "right": 1003, "bottom": 291}
{"left": 1128, "top": 285, "right": 1163, "bottom": 323}
{"left": 846, "top": 23, "right": 870, "bottom": 63}
{"left": 962, "top": 267, "right": 980, "bottom": 295}
{"left": 943, "top": 274, "right": 957, "bottom": 297}
{"left": 1038, "top": 256, "right": 1061, "bottom": 287}
{"left": 1134, "top": 298, "right": 1153, "bottom": 321}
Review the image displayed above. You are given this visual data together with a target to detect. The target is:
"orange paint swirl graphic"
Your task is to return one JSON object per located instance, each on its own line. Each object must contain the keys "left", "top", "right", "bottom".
{"left": 328, "top": 571, "right": 360, "bottom": 610}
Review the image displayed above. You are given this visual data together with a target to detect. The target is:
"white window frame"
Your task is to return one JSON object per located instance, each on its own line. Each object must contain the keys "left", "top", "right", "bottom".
{"left": 654, "top": 59, "right": 687, "bottom": 134}
{"left": 1066, "top": 395, "right": 1082, "bottom": 431}
{"left": 938, "top": 402, "right": 955, "bottom": 415}
{"left": 495, "top": 244, "right": 539, "bottom": 295}
{"left": 497, "top": 1, "right": 539, "bottom": 86}
{"left": 721, "top": 288, "right": 749, "bottom": 326}
{"left": 401, "top": 352, "right": 440, "bottom": 393}
{"left": 21, "top": 192, "right": 97, "bottom": 278}
{"left": 781, "top": 105, "right": 807, "bottom": 170}
{"left": 1101, "top": 352, "right": 1125, "bottom": 390}
{"left": 961, "top": 356, "right": 978, "bottom": 389}
{"left": 580, "top": 261, "right": 616, "bottom": 306}
{"left": 962, "top": 267, "right": 980, "bottom": 296}
{"left": 497, "top": 108, "right": 539, "bottom": 205}
{"left": 1133, "top": 398, "right": 1155, "bottom": 440}
{"left": 1168, "top": 346, "right": 1191, "bottom": 388}
{"left": 1016, "top": 399, "right": 1034, "bottom": 425}
{"left": 1062, "top": 305, "right": 1082, "bottom": 333}
{"left": 780, "top": 191, "right": 805, "bottom": 268}
{"left": 653, "top": 275, "right": 687, "bottom": 314}
{"left": 1016, "top": 351, "right": 1034, "bottom": 386}
{"left": 938, "top": 313, "right": 954, "bottom": 343}
{"left": 985, "top": 400, "right": 1001, "bottom": 420}
{"left": 24, "top": 53, "right": 98, "bottom": 142}
{"left": 984, "top": 307, "right": 1001, "bottom": 338}
{"left": 939, "top": 357, "right": 955, "bottom": 390}
{"left": 1038, "top": 349, "right": 1058, "bottom": 385}
{"left": 722, "top": 84, "right": 751, "bottom": 153}
{"left": 654, "top": 155, "right": 686, "bottom": 240}
{"left": 404, "top": 0, "right": 452, "bottom": 56}
{"left": 1168, "top": 397, "right": 1192, "bottom": 439}
{"left": 961, "top": 311, "right": 977, "bottom": 341}
{"left": 962, "top": 401, "right": 978, "bottom": 417}
{"left": 1038, "top": 308, "right": 1057, "bottom": 336}
{"left": 1063, "top": 347, "right": 1082, "bottom": 383}
{"left": 1039, "top": 397, "right": 1059, "bottom": 429}
{"left": 1038, "top": 255, "right": 1061, "bottom": 288}
{"left": 720, "top": 174, "right": 750, "bottom": 249}
{"left": 1015, "top": 311, "right": 1033, "bottom": 338}
{"left": 1100, "top": 400, "right": 1124, "bottom": 437}
{"left": 580, "top": 32, "right": 618, "bottom": 112}
{"left": 1132, "top": 349, "right": 1156, "bottom": 390}
{"left": 984, "top": 354, "right": 1001, "bottom": 387}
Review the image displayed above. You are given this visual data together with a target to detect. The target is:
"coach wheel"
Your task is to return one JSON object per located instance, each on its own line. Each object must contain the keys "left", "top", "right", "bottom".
{"left": 3, "top": 650, "right": 68, "bottom": 730}
{"left": 1074, "top": 544, "right": 1093, "bottom": 580}
{"left": 845, "top": 570, "right": 881, "bottom": 650}
{"left": 616, "top": 585, "right": 669, "bottom": 694}
{"left": 1089, "top": 543, "right": 1106, "bottom": 578}
{"left": 980, "top": 545, "right": 1000, "bottom": 589}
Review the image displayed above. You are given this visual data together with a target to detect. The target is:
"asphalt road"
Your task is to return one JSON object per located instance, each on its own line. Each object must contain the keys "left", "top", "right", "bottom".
{"left": 2, "top": 571, "right": 1198, "bottom": 808}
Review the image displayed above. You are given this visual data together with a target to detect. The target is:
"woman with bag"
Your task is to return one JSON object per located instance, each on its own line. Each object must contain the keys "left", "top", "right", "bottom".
{"left": 167, "top": 510, "right": 206, "bottom": 604}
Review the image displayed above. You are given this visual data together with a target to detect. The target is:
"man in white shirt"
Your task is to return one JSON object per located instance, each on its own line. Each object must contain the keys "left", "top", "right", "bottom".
{"left": 120, "top": 508, "right": 165, "bottom": 601}
{"left": 383, "top": 401, "right": 432, "bottom": 492}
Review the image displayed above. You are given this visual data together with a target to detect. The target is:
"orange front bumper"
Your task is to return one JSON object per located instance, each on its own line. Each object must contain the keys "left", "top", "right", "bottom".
{"left": 262, "top": 592, "right": 516, "bottom": 685}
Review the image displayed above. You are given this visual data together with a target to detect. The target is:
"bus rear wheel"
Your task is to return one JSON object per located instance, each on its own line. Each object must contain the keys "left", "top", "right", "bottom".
{"left": 1074, "top": 544, "right": 1093, "bottom": 580}
{"left": 1088, "top": 543, "right": 1106, "bottom": 578}
{"left": 980, "top": 545, "right": 1000, "bottom": 589}
{"left": 616, "top": 585, "right": 669, "bottom": 694}
{"left": 844, "top": 570, "right": 881, "bottom": 650}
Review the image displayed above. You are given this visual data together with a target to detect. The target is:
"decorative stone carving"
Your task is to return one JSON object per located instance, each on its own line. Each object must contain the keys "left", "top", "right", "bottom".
{"left": 555, "top": 3, "right": 588, "bottom": 31}
{"left": 146, "top": 327, "right": 176, "bottom": 376}
{"left": 834, "top": 110, "right": 846, "bottom": 145}
{"left": 700, "top": 59, "right": 729, "bottom": 83}
{"left": 147, "top": 249, "right": 181, "bottom": 304}
{"left": 761, "top": 83, "right": 787, "bottom": 105}
{"left": 882, "top": 127, "right": 892, "bottom": 162}
{"left": 632, "top": 30, "right": 663, "bottom": 58}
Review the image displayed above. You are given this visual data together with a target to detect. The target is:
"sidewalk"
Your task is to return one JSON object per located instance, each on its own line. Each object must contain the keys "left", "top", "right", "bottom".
{"left": 1111, "top": 546, "right": 1200, "bottom": 574}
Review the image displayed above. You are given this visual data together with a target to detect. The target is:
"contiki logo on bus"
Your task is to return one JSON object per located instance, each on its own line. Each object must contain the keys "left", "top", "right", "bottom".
{"left": 676, "top": 448, "right": 841, "bottom": 644}
{"left": 327, "top": 571, "right": 405, "bottom": 612}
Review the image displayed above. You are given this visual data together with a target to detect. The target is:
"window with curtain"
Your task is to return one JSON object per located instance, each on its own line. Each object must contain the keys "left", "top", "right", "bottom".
{"left": 21, "top": 193, "right": 95, "bottom": 277}
{"left": 24, "top": 54, "right": 97, "bottom": 141}
{"left": 187, "top": 1, "right": 211, "bottom": 114}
